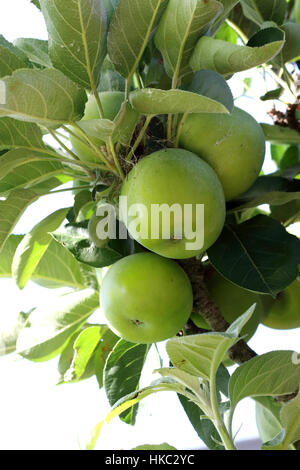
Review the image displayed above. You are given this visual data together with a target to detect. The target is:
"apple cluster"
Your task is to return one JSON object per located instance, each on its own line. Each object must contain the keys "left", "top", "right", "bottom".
{"left": 71, "top": 91, "right": 298, "bottom": 343}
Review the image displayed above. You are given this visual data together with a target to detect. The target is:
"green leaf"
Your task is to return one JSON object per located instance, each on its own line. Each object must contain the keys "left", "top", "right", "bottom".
{"left": 154, "top": 0, "right": 223, "bottom": 83}
{"left": 279, "top": 390, "right": 300, "bottom": 449}
{"left": 14, "top": 38, "right": 52, "bottom": 68}
{"left": 0, "top": 235, "right": 22, "bottom": 277}
{"left": 207, "top": 215, "right": 300, "bottom": 296}
{"left": 74, "top": 118, "right": 115, "bottom": 143}
{"left": 240, "top": 0, "right": 287, "bottom": 26}
{"left": 31, "top": 0, "right": 41, "bottom": 9}
{"left": 52, "top": 221, "right": 134, "bottom": 268}
{"left": 98, "top": 56, "right": 125, "bottom": 92}
{"left": 211, "top": 0, "right": 240, "bottom": 34}
{"left": 86, "top": 379, "right": 188, "bottom": 449}
{"left": 155, "top": 367, "right": 202, "bottom": 395}
{"left": 104, "top": 339, "right": 149, "bottom": 424}
{"left": 166, "top": 309, "right": 253, "bottom": 381}
{"left": 271, "top": 200, "right": 300, "bottom": 226}
{"left": 276, "top": 22, "right": 300, "bottom": 63}
{"left": 260, "top": 87, "right": 283, "bottom": 101}
{"left": 255, "top": 396, "right": 283, "bottom": 445}
{"left": 0, "top": 311, "right": 28, "bottom": 356}
{"left": 94, "top": 328, "right": 119, "bottom": 387}
{"left": 0, "top": 177, "right": 67, "bottom": 252}
{"left": 178, "top": 395, "right": 224, "bottom": 450}
{"left": 112, "top": 101, "right": 140, "bottom": 146}
{"left": 33, "top": 238, "right": 98, "bottom": 290}
{"left": 261, "top": 430, "right": 286, "bottom": 450}
{"left": 229, "top": 351, "right": 300, "bottom": 411}
{"left": 0, "top": 234, "right": 97, "bottom": 290}
{"left": 0, "top": 149, "right": 65, "bottom": 195}
{"left": 0, "top": 47, "right": 28, "bottom": 78}
{"left": 40, "top": 0, "right": 107, "bottom": 89}
{"left": 0, "top": 118, "right": 45, "bottom": 151}
{"left": 185, "top": 70, "right": 234, "bottom": 113}
{"left": 61, "top": 326, "right": 102, "bottom": 382}
{"left": 12, "top": 207, "right": 69, "bottom": 289}
{"left": 262, "top": 124, "right": 300, "bottom": 145}
{"left": 0, "top": 188, "right": 44, "bottom": 253}
{"left": 16, "top": 288, "right": 99, "bottom": 361}
{"left": 227, "top": 176, "right": 300, "bottom": 212}
{"left": 74, "top": 189, "right": 93, "bottom": 220}
{"left": 166, "top": 333, "right": 238, "bottom": 381}
{"left": 104, "top": 0, "right": 119, "bottom": 25}
{"left": 0, "top": 35, "right": 29, "bottom": 78}
{"left": 107, "top": 0, "right": 168, "bottom": 82}
{"left": 190, "top": 29, "right": 284, "bottom": 78}
{"left": 133, "top": 443, "right": 177, "bottom": 450}
{"left": 0, "top": 68, "right": 87, "bottom": 126}
{"left": 129, "top": 88, "right": 229, "bottom": 115}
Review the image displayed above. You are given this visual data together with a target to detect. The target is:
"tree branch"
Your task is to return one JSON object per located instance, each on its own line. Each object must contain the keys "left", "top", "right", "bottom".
{"left": 179, "top": 259, "right": 257, "bottom": 365}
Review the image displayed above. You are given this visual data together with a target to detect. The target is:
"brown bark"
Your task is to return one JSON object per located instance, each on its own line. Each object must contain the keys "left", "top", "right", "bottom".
{"left": 179, "top": 259, "right": 257, "bottom": 365}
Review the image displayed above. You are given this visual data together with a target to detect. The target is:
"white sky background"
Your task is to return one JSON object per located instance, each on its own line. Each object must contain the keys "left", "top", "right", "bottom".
{"left": 0, "top": 0, "right": 299, "bottom": 451}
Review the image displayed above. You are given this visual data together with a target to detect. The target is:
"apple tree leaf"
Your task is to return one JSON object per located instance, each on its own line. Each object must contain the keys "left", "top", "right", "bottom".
{"left": 40, "top": 0, "right": 107, "bottom": 89}
{"left": 279, "top": 390, "right": 300, "bottom": 450}
{"left": 12, "top": 207, "right": 69, "bottom": 289}
{"left": 0, "top": 118, "right": 45, "bottom": 151}
{"left": 227, "top": 176, "right": 300, "bottom": 212}
{"left": 33, "top": 238, "right": 98, "bottom": 290}
{"left": 103, "top": 0, "right": 119, "bottom": 25}
{"left": 129, "top": 88, "right": 229, "bottom": 115}
{"left": 52, "top": 221, "right": 134, "bottom": 268}
{"left": 154, "top": 0, "right": 223, "bottom": 83}
{"left": 207, "top": 215, "right": 300, "bottom": 296}
{"left": 14, "top": 38, "right": 52, "bottom": 68}
{"left": 0, "top": 176, "right": 70, "bottom": 252}
{"left": 16, "top": 288, "right": 99, "bottom": 362}
{"left": 184, "top": 70, "right": 234, "bottom": 113}
{"left": 59, "top": 326, "right": 103, "bottom": 383}
{"left": 0, "top": 311, "right": 28, "bottom": 357}
{"left": 211, "top": 0, "right": 240, "bottom": 34}
{"left": 262, "top": 124, "right": 300, "bottom": 145}
{"left": 86, "top": 379, "right": 192, "bottom": 450}
{"left": 240, "top": 0, "right": 287, "bottom": 26}
{"left": 0, "top": 69, "right": 87, "bottom": 126}
{"left": 107, "top": 0, "right": 168, "bottom": 82}
{"left": 104, "top": 339, "right": 150, "bottom": 425}
{"left": 229, "top": 351, "right": 300, "bottom": 412}
{"left": 0, "top": 35, "right": 29, "bottom": 78}
{"left": 166, "top": 308, "right": 253, "bottom": 381}
{"left": 190, "top": 28, "right": 284, "bottom": 78}
{"left": 0, "top": 149, "right": 65, "bottom": 195}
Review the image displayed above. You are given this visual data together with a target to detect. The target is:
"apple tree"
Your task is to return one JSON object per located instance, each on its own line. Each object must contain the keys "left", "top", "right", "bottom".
{"left": 1, "top": 0, "right": 300, "bottom": 450}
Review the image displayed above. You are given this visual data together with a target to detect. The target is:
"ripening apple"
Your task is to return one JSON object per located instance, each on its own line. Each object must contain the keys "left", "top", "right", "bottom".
{"left": 100, "top": 253, "right": 193, "bottom": 343}
{"left": 120, "top": 148, "right": 226, "bottom": 259}
{"left": 262, "top": 278, "right": 300, "bottom": 330}
{"left": 69, "top": 91, "right": 124, "bottom": 163}
{"left": 178, "top": 107, "right": 266, "bottom": 201}
{"left": 191, "top": 270, "right": 263, "bottom": 340}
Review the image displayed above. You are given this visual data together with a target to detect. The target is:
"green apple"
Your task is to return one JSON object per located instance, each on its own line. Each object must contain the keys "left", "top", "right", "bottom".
{"left": 120, "top": 148, "right": 226, "bottom": 259}
{"left": 191, "top": 271, "right": 263, "bottom": 340}
{"left": 262, "top": 278, "right": 300, "bottom": 330}
{"left": 179, "top": 107, "right": 266, "bottom": 201}
{"left": 100, "top": 253, "right": 193, "bottom": 343}
{"left": 70, "top": 91, "right": 124, "bottom": 163}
